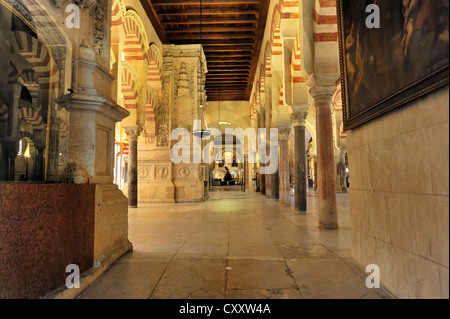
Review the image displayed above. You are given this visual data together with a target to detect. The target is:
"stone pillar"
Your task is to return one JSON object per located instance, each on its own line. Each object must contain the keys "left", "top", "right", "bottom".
{"left": 33, "top": 145, "right": 45, "bottom": 181}
{"left": 265, "top": 143, "right": 271, "bottom": 199}
{"left": 310, "top": 85, "right": 338, "bottom": 229}
{"left": 124, "top": 126, "right": 141, "bottom": 208}
{"left": 260, "top": 160, "right": 266, "bottom": 194}
{"left": 271, "top": 143, "right": 279, "bottom": 200}
{"left": 279, "top": 126, "right": 291, "bottom": 206}
{"left": 338, "top": 148, "right": 348, "bottom": 193}
{"left": 8, "top": 151, "right": 16, "bottom": 181}
{"left": 311, "top": 155, "right": 318, "bottom": 190}
{"left": 244, "top": 155, "right": 249, "bottom": 192}
{"left": 0, "top": 145, "right": 7, "bottom": 181}
{"left": 291, "top": 109, "right": 308, "bottom": 212}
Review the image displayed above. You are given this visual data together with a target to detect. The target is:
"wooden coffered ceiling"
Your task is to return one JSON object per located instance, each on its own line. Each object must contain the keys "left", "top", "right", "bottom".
{"left": 140, "top": 0, "right": 270, "bottom": 101}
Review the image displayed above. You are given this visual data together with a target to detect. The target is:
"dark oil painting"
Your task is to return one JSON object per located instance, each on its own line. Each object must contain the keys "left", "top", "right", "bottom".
{"left": 338, "top": 0, "right": 449, "bottom": 130}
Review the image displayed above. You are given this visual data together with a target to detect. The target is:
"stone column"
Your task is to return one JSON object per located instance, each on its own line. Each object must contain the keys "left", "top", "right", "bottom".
{"left": 265, "top": 143, "right": 272, "bottom": 199}
{"left": 291, "top": 109, "right": 308, "bottom": 212}
{"left": 310, "top": 85, "right": 338, "bottom": 229}
{"left": 311, "top": 155, "right": 318, "bottom": 190}
{"left": 339, "top": 148, "right": 348, "bottom": 193}
{"left": 244, "top": 155, "right": 249, "bottom": 192}
{"left": 8, "top": 143, "right": 16, "bottom": 182}
{"left": 124, "top": 126, "right": 141, "bottom": 208}
{"left": 279, "top": 126, "right": 291, "bottom": 206}
{"left": 0, "top": 145, "right": 7, "bottom": 181}
{"left": 33, "top": 145, "right": 45, "bottom": 181}
{"left": 271, "top": 142, "right": 279, "bottom": 200}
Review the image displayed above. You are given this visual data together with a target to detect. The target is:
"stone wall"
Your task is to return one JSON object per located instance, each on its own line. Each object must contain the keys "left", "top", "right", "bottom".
{"left": 0, "top": 184, "right": 95, "bottom": 299}
{"left": 347, "top": 86, "right": 449, "bottom": 299}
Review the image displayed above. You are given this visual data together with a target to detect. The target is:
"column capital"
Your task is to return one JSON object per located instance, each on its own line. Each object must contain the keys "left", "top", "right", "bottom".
{"left": 124, "top": 125, "right": 143, "bottom": 142}
{"left": 289, "top": 105, "right": 309, "bottom": 127}
{"left": 309, "top": 85, "right": 337, "bottom": 105}
{"left": 278, "top": 124, "right": 292, "bottom": 141}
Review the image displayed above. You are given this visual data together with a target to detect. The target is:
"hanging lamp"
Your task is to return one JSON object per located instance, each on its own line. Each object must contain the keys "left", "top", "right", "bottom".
{"left": 193, "top": 0, "right": 211, "bottom": 139}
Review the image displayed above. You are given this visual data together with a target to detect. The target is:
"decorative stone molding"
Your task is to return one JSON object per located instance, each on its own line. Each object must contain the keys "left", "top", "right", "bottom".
{"left": 178, "top": 167, "right": 190, "bottom": 178}
{"left": 177, "top": 62, "right": 190, "bottom": 98}
{"left": 142, "top": 125, "right": 156, "bottom": 145}
{"left": 5, "top": 0, "right": 34, "bottom": 25}
{"left": 51, "top": 0, "right": 94, "bottom": 9}
{"left": 156, "top": 167, "right": 168, "bottom": 179}
{"left": 289, "top": 105, "right": 308, "bottom": 127}
{"left": 156, "top": 75, "right": 170, "bottom": 147}
{"left": 93, "top": 0, "right": 106, "bottom": 56}
{"left": 138, "top": 168, "right": 149, "bottom": 178}
{"left": 278, "top": 125, "right": 292, "bottom": 141}
{"left": 124, "top": 126, "right": 142, "bottom": 142}
{"left": 309, "top": 86, "right": 337, "bottom": 107}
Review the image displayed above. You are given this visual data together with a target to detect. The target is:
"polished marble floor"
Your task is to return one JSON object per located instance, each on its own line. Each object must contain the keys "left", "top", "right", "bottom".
{"left": 78, "top": 190, "right": 390, "bottom": 299}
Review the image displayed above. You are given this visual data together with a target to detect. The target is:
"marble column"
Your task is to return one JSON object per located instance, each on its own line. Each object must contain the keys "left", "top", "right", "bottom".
{"left": 310, "top": 85, "right": 338, "bottom": 229}
{"left": 279, "top": 126, "right": 291, "bottom": 206}
{"left": 292, "top": 110, "right": 308, "bottom": 212}
{"left": 125, "top": 126, "right": 141, "bottom": 208}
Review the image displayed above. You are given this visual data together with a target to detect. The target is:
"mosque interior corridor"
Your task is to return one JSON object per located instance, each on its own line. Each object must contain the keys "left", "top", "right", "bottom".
{"left": 0, "top": 0, "right": 448, "bottom": 301}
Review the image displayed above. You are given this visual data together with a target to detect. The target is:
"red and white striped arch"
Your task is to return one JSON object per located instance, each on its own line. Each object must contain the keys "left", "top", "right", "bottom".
{"left": 10, "top": 31, "right": 58, "bottom": 90}
{"left": 332, "top": 87, "right": 342, "bottom": 113}
{"left": 264, "top": 41, "right": 272, "bottom": 79}
{"left": 19, "top": 107, "right": 45, "bottom": 131}
{"left": 145, "top": 44, "right": 162, "bottom": 88}
{"left": 291, "top": 32, "right": 306, "bottom": 83}
{"left": 111, "top": 0, "right": 126, "bottom": 27}
{"left": 121, "top": 62, "right": 140, "bottom": 110}
{"left": 280, "top": 0, "right": 300, "bottom": 19}
{"left": 279, "top": 75, "right": 284, "bottom": 106}
{"left": 259, "top": 64, "right": 265, "bottom": 94}
{"left": 270, "top": 4, "right": 282, "bottom": 57}
{"left": 123, "top": 11, "right": 149, "bottom": 61}
{"left": 144, "top": 85, "right": 158, "bottom": 125}
{"left": 313, "top": 0, "right": 338, "bottom": 43}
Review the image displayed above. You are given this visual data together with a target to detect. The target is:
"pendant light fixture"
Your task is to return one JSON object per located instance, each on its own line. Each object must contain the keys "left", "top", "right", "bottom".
{"left": 193, "top": 0, "right": 211, "bottom": 139}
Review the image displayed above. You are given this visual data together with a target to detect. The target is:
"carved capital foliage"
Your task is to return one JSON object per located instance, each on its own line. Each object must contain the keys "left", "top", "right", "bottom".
{"left": 278, "top": 126, "right": 292, "bottom": 141}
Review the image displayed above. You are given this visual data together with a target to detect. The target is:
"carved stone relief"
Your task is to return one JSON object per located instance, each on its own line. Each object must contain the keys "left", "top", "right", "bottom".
{"left": 178, "top": 167, "right": 190, "bottom": 178}
{"left": 156, "top": 167, "right": 168, "bottom": 179}
{"left": 138, "top": 168, "right": 149, "bottom": 178}
{"left": 156, "top": 75, "right": 170, "bottom": 147}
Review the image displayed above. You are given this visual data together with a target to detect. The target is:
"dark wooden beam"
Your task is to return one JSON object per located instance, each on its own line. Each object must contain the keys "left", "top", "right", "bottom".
{"left": 157, "top": 9, "right": 260, "bottom": 16}
{"left": 168, "top": 33, "right": 256, "bottom": 40}
{"left": 152, "top": 0, "right": 261, "bottom": 5}
{"left": 207, "top": 68, "right": 250, "bottom": 72}
{"left": 161, "top": 18, "right": 257, "bottom": 25}
{"left": 140, "top": 0, "right": 169, "bottom": 44}
{"left": 166, "top": 27, "right": 256, "bottom": 33}
{"left": 207, "top": 64, "right": 252, "bottom": 68}
{"left": 207, "top": 73, "right": 250, "bottom": 76}
{"left": 207, "top": 57, "right": 252, "bottom": 62}
{"left": 206, "top": 54, "right": 253, "bottom": 58}
{"left": 202, "top": 41, "right": 256, "bottom": 47}
{"left": 245, "top": 0, "right": 270, "bottom": 100}
{"left": 204, "top": 46, "right": 254, "bottom": 52}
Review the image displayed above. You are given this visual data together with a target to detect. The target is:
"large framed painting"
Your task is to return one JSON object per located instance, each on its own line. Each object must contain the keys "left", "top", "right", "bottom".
{"left": 337, "top": 0, "right": 449, "bottom": 130}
